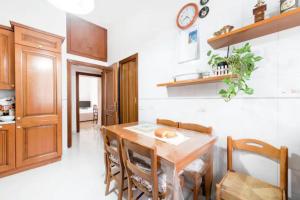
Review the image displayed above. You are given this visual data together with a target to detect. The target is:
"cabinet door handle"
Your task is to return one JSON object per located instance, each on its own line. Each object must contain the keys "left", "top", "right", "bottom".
{"left": 17, "top": 117, "right": 21, "bottom": 120}
{"left": 17, "top": 126, "right": 21, "bottom": 129}
{"left": 0, "top": 126, "right": 2, "bottom": 129}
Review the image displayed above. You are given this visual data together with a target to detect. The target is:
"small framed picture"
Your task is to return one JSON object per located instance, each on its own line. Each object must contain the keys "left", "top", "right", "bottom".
{"left": 280, "top": 0, "right": 298, "bottom": 13}
{"left": 188, "top": 30, "right": 198, "bottom": 44}
{"left": 200, "top": 0, "right": 209, "bottom": 6}
{"left": 199, "top": 6, "right": 210, "bottom": 18}
{"left": 177, "top": 25, "right": 200, "bottom": 63}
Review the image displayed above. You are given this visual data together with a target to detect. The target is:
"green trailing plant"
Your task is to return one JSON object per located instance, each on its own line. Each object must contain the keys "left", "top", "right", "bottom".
{"left": 207, "top": 43, "right": 263, "bottom": 102}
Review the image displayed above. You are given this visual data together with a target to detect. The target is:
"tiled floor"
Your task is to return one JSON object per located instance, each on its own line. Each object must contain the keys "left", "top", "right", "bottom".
{"left": 80, "top": 121, "right": 98, "bottom": 129}
{"left": 0, "top": 124, "right": 196, "bottom": 200}
{"left": 0, "top": 124, "right": 120, "bottom": 200}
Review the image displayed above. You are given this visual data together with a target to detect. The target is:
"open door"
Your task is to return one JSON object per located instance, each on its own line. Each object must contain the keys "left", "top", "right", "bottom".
{"left": 102, "top": 63, "right": 119, "bottom": 126}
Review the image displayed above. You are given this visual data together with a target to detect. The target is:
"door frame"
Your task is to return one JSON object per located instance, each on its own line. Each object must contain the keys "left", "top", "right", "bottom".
{"left": 119, "top": 53, "right": 139, "bottom": 123}
{"left": 76, "top": 72, "right": 101, "bottom": 133}
{"left": 67, "top": 59, "right": 108, "bottom": 148}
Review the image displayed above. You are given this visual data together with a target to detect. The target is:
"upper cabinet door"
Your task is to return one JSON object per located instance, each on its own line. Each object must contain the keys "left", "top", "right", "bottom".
{"left": 14, "top": 26, "right": 62, "bottom": 53}
{"left": 15, "top": 44, "right": 62, "bottom": 168}
{"left": 0, "top": 27, "right": 14, "bottom": 90}
{"left": 67, "top": 14, "right": 107, "bottom": 62}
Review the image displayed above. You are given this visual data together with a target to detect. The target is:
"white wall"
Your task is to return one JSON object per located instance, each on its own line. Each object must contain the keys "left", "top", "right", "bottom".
{"left": 109, "top": 0, "right": 300, "bottom": 199}
{"left": 71, "top": 65, "right": 102, "bottom": 132}
{"left": 0, "top": 0, "right": 108, "bottom": 151}
{"left": 79, "top": 76, "right": 99, "bottom": 105}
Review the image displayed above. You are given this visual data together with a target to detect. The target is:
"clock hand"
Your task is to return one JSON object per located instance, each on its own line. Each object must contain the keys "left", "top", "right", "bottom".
{"left": 183, "top": 16, "right": 191, "bottom": 22}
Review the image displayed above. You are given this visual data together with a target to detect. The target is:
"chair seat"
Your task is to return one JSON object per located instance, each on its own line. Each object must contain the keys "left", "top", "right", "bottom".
{"left": 219, "top": 171, "right": 283, "bottom": 200}
{"left": 131, "top": 172, "right": 167, "bottom": 194}
{"left": 130, "top": 156, "right": 167, "bottom": 194}
{"left": 109, "top": 154, "right": 120, "bottom": 165}
{"left": 184, "top": 158, "right": 207, "bottom": 174}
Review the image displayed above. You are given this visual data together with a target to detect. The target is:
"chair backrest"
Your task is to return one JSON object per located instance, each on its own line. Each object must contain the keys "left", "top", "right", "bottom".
{"left": 93, "top": 105, "right": 98, "bottom": 114}
{"left": 227, "top": 136, "right": 288, "bottom": 197}
{"left": 178, "top": 122, "right": 212, "bottom": 134}
{"left": 121, "top": 138, "right": 159, "bottom": 199}
{"left": 157, "top": 118, "right": 179, "bottom": 128}
{"left": 102, "top": 126, "right": 123, "bottom": 167}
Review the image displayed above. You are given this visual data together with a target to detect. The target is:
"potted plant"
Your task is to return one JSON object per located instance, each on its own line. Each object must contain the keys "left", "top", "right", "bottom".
{"left": 207, "top": 43, "right": 263, "bottom": 102}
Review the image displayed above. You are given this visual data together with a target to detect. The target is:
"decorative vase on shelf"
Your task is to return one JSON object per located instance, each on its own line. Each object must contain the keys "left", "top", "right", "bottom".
{"left": 253, "top": 0, "right": 267, "bottom": 22}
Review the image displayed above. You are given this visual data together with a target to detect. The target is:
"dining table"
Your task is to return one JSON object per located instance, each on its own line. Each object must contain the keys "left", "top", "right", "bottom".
{"left": 104, "top": 122, "right": 217, "bottom": 200}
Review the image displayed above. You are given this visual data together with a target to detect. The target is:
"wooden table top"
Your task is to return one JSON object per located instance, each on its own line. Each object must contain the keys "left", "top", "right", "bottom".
{"left": 104, "top": 122, "right": 217, "bottom": 172}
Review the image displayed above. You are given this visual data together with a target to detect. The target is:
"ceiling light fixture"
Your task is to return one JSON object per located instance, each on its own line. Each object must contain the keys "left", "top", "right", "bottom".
{"left": 47, "top": 0, "right": 95, "bottom": 15}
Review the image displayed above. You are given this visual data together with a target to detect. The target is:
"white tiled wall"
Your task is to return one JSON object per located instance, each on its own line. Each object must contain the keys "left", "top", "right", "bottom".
{"left": 109, "top": 0, "right": 300, "bottom": 198}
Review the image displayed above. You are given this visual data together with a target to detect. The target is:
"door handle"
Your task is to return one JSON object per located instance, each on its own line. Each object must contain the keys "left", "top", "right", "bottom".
{"left": 16, "top": 117, "right": 21, "bottom": 120}
{"left": 17, "top": 126, "right": 22, "bottom": 129}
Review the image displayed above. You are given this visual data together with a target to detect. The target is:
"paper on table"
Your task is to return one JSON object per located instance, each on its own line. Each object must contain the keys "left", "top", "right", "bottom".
{"left": 124, "top": 123, "right": 190, "bottom": 146}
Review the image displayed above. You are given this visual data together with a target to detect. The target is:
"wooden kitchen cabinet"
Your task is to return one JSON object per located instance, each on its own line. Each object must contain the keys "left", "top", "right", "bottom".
{"left": 0, "top": 124, "right": 16, "bottom": 173}
{"left": 12, "top": 22, "right": 63, "bottom": 169}
{"left": 0, "top": 25, "right": 15, "bottom": 90}
{"left": 67, "top": 14, "right": 107, "bottom": 61}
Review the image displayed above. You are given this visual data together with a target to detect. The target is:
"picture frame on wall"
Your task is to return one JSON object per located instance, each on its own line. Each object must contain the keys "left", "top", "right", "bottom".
{"left": 177, "top": 25, "right": 200, "bottom": 63}
{"left": 280, "top": 0, "right": 298, "bottom": 13}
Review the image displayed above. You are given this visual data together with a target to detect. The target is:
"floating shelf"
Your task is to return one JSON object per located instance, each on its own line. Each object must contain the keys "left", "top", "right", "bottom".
{"left": 208, "top": 8, "right": 300, "bottom": 49}
{"left": 157, "top": 74, "right": 237, "bottom": 87}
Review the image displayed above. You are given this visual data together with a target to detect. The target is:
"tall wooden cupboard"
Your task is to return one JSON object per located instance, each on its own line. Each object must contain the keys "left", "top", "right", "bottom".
{"left": 0, "top": 22, "right": 64, "bottom": 177}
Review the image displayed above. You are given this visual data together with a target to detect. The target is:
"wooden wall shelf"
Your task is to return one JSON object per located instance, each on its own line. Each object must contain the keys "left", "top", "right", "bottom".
{"left": 157, "top": 74, "right": 237, "bottom": 87}
{"left": 208, "top": 8, "right": 300, "bottom": 49}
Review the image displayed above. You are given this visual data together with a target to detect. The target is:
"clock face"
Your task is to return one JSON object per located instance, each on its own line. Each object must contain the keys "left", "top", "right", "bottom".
{"left": 177, "top": 3, "right": 199, "bottom": 30}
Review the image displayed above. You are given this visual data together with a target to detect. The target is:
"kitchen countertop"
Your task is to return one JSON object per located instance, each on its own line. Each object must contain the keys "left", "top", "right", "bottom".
{"left": 0, "top": 121, "right": 15, "bottom": 125}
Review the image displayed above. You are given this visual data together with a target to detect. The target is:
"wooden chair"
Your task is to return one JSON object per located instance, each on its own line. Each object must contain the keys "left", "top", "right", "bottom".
{"left": 121, "top": 138, "right": 167, "bottom": 200}
{"left": 178, "top": 122, "right": 213, "bottom": 200}
{"left": 156, "top": 118, "right": 179, "bottom": 128}
{"left": 216, "top": 136, "right": 288, "bottom": 200}
{"left": 93, "top": 105, "right": 98, "bottom": 124}
{"left": 102, "top": 127, "right": 127, "bottom": 200}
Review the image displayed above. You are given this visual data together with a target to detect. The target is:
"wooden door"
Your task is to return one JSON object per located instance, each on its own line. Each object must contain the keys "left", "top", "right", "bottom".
{"left": 120, "top": 55, "right": 138, "bottom": 123}
{"left": 0, "top": 27, "right": 14, "bottom": 89}
{"left": 102, "top": 64, "right": 119, "bottom": 126}
{"left": 15, "top": 44, "right": 62, "bottom": 167}
{"left": 0, "top": 124, "right": 15, "bottom": 173}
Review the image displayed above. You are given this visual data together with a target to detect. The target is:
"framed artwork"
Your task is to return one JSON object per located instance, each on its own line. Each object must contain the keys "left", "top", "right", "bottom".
{"left": 200, "top": 0, "right": 209, "bottom": 6}
{"left": 199, "top": 6, "right": 210, "bottom": 18}
{"left": 280, "top": 0, "right": 298, "bottom": 13}
{"left": 177, "top": 25, "right": 200, "bottom": 63}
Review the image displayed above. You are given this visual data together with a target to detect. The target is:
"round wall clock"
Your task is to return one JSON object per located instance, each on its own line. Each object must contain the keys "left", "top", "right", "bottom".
{"left": 200, "top": 0, "right": 209, "bottom": 6}
{"left": 176, "top": 3, "right": 199, "bottom": 30}
{"left": 199, "top": 6, "right": 209, "bottom": 18}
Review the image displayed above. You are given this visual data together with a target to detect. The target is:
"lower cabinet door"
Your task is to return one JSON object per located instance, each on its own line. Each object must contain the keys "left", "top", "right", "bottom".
{"left": 0, "top": 124, "right": 16, "bottom": 173}
{"left": 16, "top": 123, "right": 60, "bottom": 167}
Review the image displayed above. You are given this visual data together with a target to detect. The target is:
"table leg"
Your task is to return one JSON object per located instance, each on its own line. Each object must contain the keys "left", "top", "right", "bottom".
{"left": 205, "top": 150, "right": 213, "bottom": 200}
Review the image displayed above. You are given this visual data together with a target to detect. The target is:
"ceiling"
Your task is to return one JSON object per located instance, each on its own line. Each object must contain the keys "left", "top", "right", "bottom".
{"left": 78, "top": 0, "right": 173, "bottom": 28}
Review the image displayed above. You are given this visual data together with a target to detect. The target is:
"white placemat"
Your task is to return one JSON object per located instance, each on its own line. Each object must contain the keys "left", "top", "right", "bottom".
{"left": 124, "top": 123, "right": 190, "bottom": 146}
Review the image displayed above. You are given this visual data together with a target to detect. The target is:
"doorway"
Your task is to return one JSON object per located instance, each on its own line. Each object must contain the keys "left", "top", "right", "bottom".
{"left": 67, "top": 60, "right": 119, "bottom": 148}
{"left": 119, "top": 54, "right": 138, "bottom": 124}
{"left": 76, "top": 72, "right": 101, "bottom": 131}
